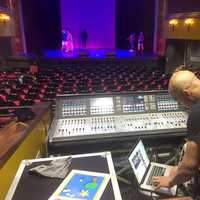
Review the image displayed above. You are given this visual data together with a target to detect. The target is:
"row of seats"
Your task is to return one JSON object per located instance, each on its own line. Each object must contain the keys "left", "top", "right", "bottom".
{"left": 0, "top": 65, "right": 170, "bottom": 107}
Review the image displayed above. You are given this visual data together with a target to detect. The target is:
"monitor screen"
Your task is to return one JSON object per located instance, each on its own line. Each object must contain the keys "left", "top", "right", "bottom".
{"left": 90, "top": 97, "right": 113, "bottom": 107}
{"left": 128, "top": 140, "right": 150, "bottom": 184}
{"left": 90, "top": 97, "right": 114, "bottom": 115}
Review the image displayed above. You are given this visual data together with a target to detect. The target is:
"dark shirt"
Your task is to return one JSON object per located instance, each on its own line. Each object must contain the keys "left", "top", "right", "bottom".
{"left": 186, "top": 101, "right": 200, "bottom": 141}
{"left": 186, "top": 101, "right": 200, "bottom": 199}
{"left": 81, "top": 30, "right": 88, "bottom": 41}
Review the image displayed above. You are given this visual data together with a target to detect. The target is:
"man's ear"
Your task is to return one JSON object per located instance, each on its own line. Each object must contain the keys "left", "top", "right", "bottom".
{"left": 183, "top": 89, "right": 195, "bottom": 101}
{"left": 183, "top": 89, "right": 190, "bottom": 96}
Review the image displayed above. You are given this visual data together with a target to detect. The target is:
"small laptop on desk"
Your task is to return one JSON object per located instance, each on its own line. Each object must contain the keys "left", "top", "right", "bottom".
{"left": 128, "top": 139, "right": 177, "bottom": 196}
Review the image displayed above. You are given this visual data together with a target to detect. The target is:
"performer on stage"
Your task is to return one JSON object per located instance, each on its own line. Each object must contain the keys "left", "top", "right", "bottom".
{"left": 61, "top": 29, "right": 73, "bottom": 53}
{"left": 137, "top": 32, "right": 144, "bottom": 54}
{"left": 61, "top": 30, "right": 67, "bottom": 52}
{"left": 80, "top": 29, "right": 88, "bottom": 49}
{"left": 128, "top": 32, "right": 136, "bottom": 52}
{"left": 66, "top": 29, "right": 73, "bottom": 53}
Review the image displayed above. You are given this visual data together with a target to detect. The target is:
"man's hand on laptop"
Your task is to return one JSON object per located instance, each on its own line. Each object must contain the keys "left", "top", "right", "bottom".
{"left": 152, "top": 166, "right": 178, "bottom": 190}
{"left": 152, "top": 176, "right": 172, "bottom": 189}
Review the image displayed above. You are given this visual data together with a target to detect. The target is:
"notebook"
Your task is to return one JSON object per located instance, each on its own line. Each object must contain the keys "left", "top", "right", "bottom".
{"left": 128, "top": 139, "right": 177, "bottom": 196}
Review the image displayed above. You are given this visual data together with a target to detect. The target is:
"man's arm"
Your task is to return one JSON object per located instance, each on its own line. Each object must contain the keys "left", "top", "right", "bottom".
{"left": 153, "top": 140, "right": 200, "bottom": 188}
{"left": 169, "top": 140, "right": 199, "bottom": 186}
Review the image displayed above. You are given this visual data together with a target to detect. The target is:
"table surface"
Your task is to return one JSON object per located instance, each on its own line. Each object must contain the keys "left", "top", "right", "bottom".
{"left": 6, "top": 152, "right": 122, "bottom": 200}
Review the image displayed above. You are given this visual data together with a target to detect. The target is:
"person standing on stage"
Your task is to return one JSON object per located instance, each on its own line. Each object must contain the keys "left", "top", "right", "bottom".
{"left": 66, "top": 28, "right": 74, "bottom": 53}
{"left": 80, "top": 29, "right": 88, "bottom": 49}
{"left": 128, "top": 32, "right": 136, "bottom": 52}
{"left": 62, "top": 29, "right": 73, "bottom": 53}
{"left": 61, "top": 29, "right": 67, "bottom": 52}
{"left": 137, "top": 32, "right": 144, "bottom": 54}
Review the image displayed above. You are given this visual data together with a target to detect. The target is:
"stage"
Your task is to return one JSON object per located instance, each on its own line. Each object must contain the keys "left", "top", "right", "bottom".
{"left": 43, "top": 49, "right": 156, "bottom": 59}
{"left": 5, "top": 49, "right": 162, "bottom": 70}
{"left": 37, "top": 49, "right": 160, "bottom": 68}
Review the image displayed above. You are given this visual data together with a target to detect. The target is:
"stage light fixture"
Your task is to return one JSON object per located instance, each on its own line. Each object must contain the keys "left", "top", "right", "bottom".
{"left": 169, "top": 19, "right": 178, "bottom": 31}
{"left": 184, "top": 18, "right": 194, "bottom": 31}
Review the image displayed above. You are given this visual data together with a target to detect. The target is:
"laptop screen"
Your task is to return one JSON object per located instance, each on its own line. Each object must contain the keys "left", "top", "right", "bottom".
{"left": 128, "top": 140, "right": 150, "bottom": 184}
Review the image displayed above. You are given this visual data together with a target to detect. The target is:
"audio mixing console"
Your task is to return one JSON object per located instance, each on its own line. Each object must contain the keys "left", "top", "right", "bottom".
{"left": 48, "top": 91, "right": 188, "bottom": 154}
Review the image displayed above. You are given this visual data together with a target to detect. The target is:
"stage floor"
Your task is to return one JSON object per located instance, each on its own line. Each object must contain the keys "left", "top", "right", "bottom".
{"left": 43, "top": 49, "right": 156, "bottom": 59}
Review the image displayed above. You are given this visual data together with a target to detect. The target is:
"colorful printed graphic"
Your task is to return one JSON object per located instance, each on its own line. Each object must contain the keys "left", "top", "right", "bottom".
{"left": 49, "top": 170, "right": 110, "bottom": 200}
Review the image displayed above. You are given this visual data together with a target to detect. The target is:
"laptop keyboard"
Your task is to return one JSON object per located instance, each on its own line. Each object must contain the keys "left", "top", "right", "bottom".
{"left": 146, "top": 166, "right": 166, "bottom": 186}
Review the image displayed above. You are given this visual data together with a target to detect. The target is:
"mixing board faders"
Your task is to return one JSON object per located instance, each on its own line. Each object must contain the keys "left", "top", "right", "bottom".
{"left": 53, "top": 111, "right": 187, "bottom": 138}
{"left": 119, "top": 112, "right": 187, "bottom": 132}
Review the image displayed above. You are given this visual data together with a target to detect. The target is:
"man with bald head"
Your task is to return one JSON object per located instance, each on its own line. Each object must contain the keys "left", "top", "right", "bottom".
{"left": 169, "top": 70, "right": 200, "bottom": 107}
{"left": 153, "top": 68, "right": 200, "bottom": 200}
